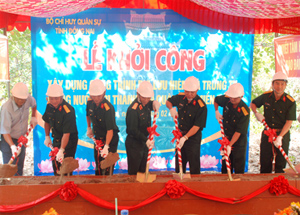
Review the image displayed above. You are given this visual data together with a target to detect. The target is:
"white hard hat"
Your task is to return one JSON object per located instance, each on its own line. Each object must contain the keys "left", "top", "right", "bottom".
{"left": 272, "top": 72, "right": 288, "bottom": 82}
{"left": 46, "top": 83, "right": 64, "bottom": 97}
{"left": 183, "top": 76, "right": 200, "bottom": 91}
{"left": 11, "top": 82, "right": 29, "bottom": 99}
{"left": 137, "top": 81, "right": 154, "bottom": 97}
{"left": 89, "top": 79, "right": 106, "bottom": 96}
{"left": 225, "top": 83, "right": 244, "bottom": 98}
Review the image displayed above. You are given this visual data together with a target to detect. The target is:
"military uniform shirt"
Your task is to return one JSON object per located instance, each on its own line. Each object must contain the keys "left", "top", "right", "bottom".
{"left": 86, "top": 98, "right": 119, "bottom": 138}
{"left": 167, "top": 93, "right": 207, "bottom": 132}
{"left": 126, "top": 98, "right": 153, "bottom": 143}
{"left": 42, "top": 99, "right": 78, "bottom": 148}
{"left": 252, "top": 91, "right": 296, "bottom": 128}
{"left": 215, "top": 95, "right": 250, "bottom": 137}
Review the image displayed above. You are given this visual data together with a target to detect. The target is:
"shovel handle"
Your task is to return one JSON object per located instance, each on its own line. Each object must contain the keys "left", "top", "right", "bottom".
{"left": 261, "top": 120, "right": 297, "bottom": 173}
{"left": 218, "top": 120, "right": 233, "bottom": 181}
{"left": 8, "top": 124, "right": 34, "bottom": 164}
{"left": 278, "top": 145, "right": 298, "bottom": 174}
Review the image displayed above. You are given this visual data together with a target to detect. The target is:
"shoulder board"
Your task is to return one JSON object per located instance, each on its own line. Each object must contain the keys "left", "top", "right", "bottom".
{"left": 286, "top": 95, "right": 295, "bottom": 102}
{"left": 263, "top": 90, "right": 273, "bottom": 94}
{"left": 241, "top": 107, "right": 249, "bottom": 116}
{"left": 63, "top": 105, "right": 70, "bottom": 113}
{"left": 132, "top": 103, "right": 138, "bottom": 110}
{"left": 104, "top": 103, "right": 110, "bottom": 111}
{"left": 88, "top": 97, "right": 92, "bottom": 101}
{"left": 179, "top": 92, "right": 185, "bottom": 95}
{"left": 198, "top": 99, "right": 204, "bottom": 107}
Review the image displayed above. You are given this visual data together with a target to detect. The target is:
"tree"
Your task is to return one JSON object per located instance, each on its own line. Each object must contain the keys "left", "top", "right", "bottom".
{"left": 0, "top": 29, "right": 31, "bottom": 106}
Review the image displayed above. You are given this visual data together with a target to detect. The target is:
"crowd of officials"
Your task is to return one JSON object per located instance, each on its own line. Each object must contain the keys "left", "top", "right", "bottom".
{"left": 0, "top": 72, "right": 298, "bottom": 176}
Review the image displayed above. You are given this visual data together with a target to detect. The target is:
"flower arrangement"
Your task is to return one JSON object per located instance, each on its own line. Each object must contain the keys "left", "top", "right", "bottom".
{"left": 42, "top": 208, "right": 60, "bottom": 215}
{"left": 275, "top": 202, "right": 300, "bottom": 215}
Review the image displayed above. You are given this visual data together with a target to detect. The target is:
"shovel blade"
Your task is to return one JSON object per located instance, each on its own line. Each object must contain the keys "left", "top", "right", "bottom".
{"left": 136, "top": 172, "right": 156, "bottom": 183}
{"left": 136, "top": 172, "right": 146, "bottom": 182}
{"left": 57, "top": 157, "right": 79, "bottom": 175}
{"left": 172, "top": 172, "right": 191, "bottom": 180}
{"left": 100, "top": 152, "right": 120, "bottom": 169}
{"left": 0, "top": 164, "right": 18, "bottom": 178}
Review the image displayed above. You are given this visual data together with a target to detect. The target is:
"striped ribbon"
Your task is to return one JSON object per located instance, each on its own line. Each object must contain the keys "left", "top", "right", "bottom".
{"left": 218, "top": 119, "right": 233, "bottom": 181}
{"left": 146, "top": 110, "right": 159, "bottom": 164}
{"left": 262, "top": 119, "right": 298, "bottom": 174}
{"left": 9, "top": 124, "right": 33, "bottom": 164}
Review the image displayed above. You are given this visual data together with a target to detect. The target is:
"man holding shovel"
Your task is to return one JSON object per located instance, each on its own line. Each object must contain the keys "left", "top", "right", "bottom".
{"left": 125, "top": 81, "right": 160, "bottom": 175}
{"left": 214, "top": 83, "right": 250, "bottom": 174}
{"left": 0, "top": 82, "right": 37, "bottom": 176}
{"left": 250, "top": 72, "right": 296, "bottom": 173}
{"left": 42, "top": 83, "right": 78, "bottom": 176}
{"left": 166, "top": 76, "right": 207, "bottom": 175}
{"left": 86, "top": 79, "right": 119, "bottom": 175}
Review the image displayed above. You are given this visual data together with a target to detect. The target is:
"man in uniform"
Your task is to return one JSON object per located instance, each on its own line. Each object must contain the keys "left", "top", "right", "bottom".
{"left": 0, "top": 82, "right": 37, "bottom": 176}
{"left": 125, "top": 81, "right": 160, "bottom": 175}
{"left": 43, "top": 83, "right": 78, "bottom": 176}
{"left": 214, "top": 83, "right": 250, "bottom": 174}
{"left": 250, "top": 72, "right": 296, "bottom": 173}
{"left": 86, "top": 79, "right": 119, "bottom": 175}
{"left": 166, "top": 76, "right": 207, "bottom": 174}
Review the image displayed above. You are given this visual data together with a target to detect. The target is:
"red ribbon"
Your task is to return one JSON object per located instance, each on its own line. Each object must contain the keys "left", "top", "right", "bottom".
{"left": 218, "top": 137, "right": 230, "bottom": 151}
{"left": 171, "top": 129, "right": 182, "bottom": 143}
{"left": 17, "top": 135, "right": 28, "bottom": 146}
{"left": 264, "top": 128, "right": 277, "bottom": 143}
{"left": 49, "top": 147, "right": 59, "bottom": 161}
{"left": 269, "top": 175, "right": 289, "bottom": 196}
{"left": 95, "top": 139, "right": 104, "bottom": 151}
{"left": 147, "top": 124, "right": 160, "bottom": 138}
{"left": 59, "top": 181, "right": 78, "bottom": 201}
{"left": 165, "top": 180, "right": 186, "bottom": 199}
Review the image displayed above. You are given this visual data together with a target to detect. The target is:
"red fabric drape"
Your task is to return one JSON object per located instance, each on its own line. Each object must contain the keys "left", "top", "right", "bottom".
{"left": 2, "top": 0, "right": 300, "bottom": 34}
{"left": 0, "top": 176, "right": 299, "bottom": 213}
{"left": 160, "top": 0, "right": 300, "bottom": 35}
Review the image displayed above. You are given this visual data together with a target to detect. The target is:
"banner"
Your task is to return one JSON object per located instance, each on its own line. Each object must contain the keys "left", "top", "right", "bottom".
{"left": 0, "top": 34, "right": 9, "bottom": 81}
{"left": 31, "top": 8, "right": 254, "bottom": 175}
{"left": 274, "top": 35, "right": 300, "bottom": 77}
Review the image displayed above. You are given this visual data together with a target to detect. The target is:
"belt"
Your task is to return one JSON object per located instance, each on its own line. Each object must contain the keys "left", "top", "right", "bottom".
{"left": 180, "top": 130, "right": 188, "bottom": 135}
{"left": 265, "top": 128, "right": 282, "bottom": 132}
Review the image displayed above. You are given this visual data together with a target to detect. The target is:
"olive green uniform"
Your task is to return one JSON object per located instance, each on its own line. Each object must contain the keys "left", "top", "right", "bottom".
{"left": 125, "top": 98, "right": 153, "bottom": 175}
{"left": 252, "top": 91, "right": 296, "bottom": 173}
{"left": 86, "top": 98, "right": 119, "bottom": 175}
{"left": 167, "top": 93, "right": 207, "bottom": 174}
{"left": 215, "top": 95, "right": 250, "bottom": 174}
{"left": 42, "top": 99, "right": 78, "bottom": 175}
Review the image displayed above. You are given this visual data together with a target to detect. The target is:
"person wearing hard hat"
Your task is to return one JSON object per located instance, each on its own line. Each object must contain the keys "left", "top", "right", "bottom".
{"left": 42, "top": 83, "right": 78, "bottom": 176}
{"left": 86, "top": 79, "right": 119, "bottom": 175}
{"left": 125, "top": 81, "right": 160, "bottom": 175}
{"left": 214, "top": 83, "right": 250, "bottom": 174}
{"left": 166, "top": 76, "right": 207, "bottom": 174}
{"left": 250, "top": 72, "right": 296, "bottom": 173}
{"left": 0, "top": 82, "right": 37, "bottom": 176}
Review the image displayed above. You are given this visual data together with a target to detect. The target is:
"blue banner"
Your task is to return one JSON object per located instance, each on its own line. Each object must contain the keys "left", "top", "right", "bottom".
{"left": 31, "top": 8, "right": 254, "bottom": 175}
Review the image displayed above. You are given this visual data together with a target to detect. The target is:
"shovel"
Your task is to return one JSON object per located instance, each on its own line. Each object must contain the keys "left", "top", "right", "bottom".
{"left": 218, "top": 120, "right": 233, "bottom": 181}
{"left": 172, "top": 115, "right": 191, "bottom": 180}
{"left": 100, "top": 152, "right": 120, "bottom": 175}
{"left": 0, "top": 124, "right": 33, "bottom": 178}
{"left": 136, "top": 110, "right": 159, "bottom": 183}
{"left": 262, "top": 119, "right": 299, "bottom": 174}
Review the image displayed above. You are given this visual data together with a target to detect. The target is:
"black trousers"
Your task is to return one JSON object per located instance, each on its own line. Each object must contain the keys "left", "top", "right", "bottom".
{"left": 221, "top": 134, "right": 247, "bottom": 174}
{"left": 175, "top": 132, "right": 201, "bottom": 174}
{"left": 260, "top": 131, "right": 290, "bottom": 173}
{"left": 52, "top": 137, "right": 78, "bottom": 176}
{"left": 94, "top": 132, "right": 119, "bottom": 175}
{"left": 125, "top": 135, "right": 148, "bottom": 175}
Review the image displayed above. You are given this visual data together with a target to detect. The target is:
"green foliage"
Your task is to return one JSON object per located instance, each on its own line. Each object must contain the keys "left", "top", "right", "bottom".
{"left": 0, "top": 29, "right": 31, "bottom": 107}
